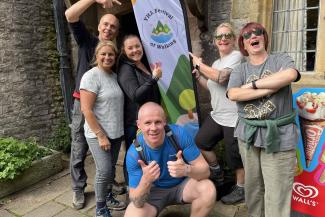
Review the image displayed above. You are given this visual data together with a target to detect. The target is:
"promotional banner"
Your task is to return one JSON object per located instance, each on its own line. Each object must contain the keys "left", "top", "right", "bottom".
{"left": 291, "top": 88, "right": 325, "bottom": 217}
{"left": 131, "top": 0, "right": 199, "bottom": 128}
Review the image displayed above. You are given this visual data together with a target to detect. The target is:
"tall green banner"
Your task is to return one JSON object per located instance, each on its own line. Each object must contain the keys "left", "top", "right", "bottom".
{"left": 131, "top": 0, "right": 200, "bottom": 128}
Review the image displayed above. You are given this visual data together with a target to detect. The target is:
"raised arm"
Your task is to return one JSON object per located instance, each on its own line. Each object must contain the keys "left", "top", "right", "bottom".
{"left": 65, "top": 0, "right": 121, "bottom": 23}
{"left": 190, "top": 52, "right": 240, "bottom": 86}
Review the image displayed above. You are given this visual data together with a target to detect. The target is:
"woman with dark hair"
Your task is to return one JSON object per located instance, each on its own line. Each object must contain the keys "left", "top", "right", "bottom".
{"left": 80, "top": 41, "right": 126, "bottom": 217}
{"left": 227, "top": 22, "right": 301, "bottom": 217}
{"left": 117, "top": 34, "right": 161, "bottom": 183}
{"left": 190, "top": 23, "right": 244, "bottom": 205}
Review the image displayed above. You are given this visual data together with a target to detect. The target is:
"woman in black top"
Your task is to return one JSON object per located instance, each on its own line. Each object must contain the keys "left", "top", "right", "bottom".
{"left": 117, "top": 34, "right": 161, "bottom": 180}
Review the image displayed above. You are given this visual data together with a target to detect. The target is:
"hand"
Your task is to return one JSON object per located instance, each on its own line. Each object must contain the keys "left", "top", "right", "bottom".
{"left": 138, "top": 160, "right": 160, "bottom": 183}
{"left": 152, "top": 63, "right": 162, "bottom": 79}
{"left": 98, "top": 134, "right": 111, "bottom": 151}
{"left": 167, "top": 151, "right": 188, "bottom": 177}
{"left": 189, "top": 52, "right": 202, "bottom": 67}
{"left": 192, "top": 69, "right": 200, "bottom": 80}
{"left": 96, "top": 0, "right": 122, "bottom": 9}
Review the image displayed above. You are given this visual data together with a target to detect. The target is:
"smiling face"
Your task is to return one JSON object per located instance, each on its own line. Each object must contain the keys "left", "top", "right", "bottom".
{"left": 96, "top": 45, "right": 116, "bottom": 72}
{"left": 214, "top": 26, "right": 235, "bottom": 56}
{"left": 123, "top": 36, "right": 144, "bottom": 63}
{"left": 242, "top": 28, "right": 266, "bottom": 56}
{"left": 238, "top": 22, "right": 269, "bottom": 57}
{"left": 137, "top": 102, "right": 166, "bottom": 148}
{"left": 98, "top": 14, "right": 119, "bottom": 41}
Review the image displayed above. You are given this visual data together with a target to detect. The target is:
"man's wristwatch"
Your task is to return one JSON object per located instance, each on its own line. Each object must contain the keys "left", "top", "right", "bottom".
{"left": 252, "top": 80, "right": 258, "bottom": 89}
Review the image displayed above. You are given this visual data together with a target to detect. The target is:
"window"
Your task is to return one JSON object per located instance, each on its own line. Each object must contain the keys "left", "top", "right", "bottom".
{"left": 271, "top": 0, "right": 319, "bottom": 72}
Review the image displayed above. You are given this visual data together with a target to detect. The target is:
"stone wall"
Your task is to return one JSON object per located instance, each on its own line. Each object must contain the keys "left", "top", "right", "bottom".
{"left": 0, "top": 1, "right": 65, "bottom": 143}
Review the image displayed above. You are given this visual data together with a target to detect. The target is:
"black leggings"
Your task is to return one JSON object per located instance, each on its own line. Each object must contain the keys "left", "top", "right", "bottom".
{"left": 195, "top": 115, "right": 243, "bottom": 170}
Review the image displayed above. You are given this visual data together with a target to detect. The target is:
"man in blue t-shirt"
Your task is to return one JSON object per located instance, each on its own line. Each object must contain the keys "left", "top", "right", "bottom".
{"left": 124, "top": 102, "right": 216, "bottom": 217}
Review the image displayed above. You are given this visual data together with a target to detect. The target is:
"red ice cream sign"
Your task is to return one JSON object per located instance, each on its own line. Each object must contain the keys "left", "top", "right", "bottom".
{"left": 292, "top": 88, "right": 325, "bottom": 217}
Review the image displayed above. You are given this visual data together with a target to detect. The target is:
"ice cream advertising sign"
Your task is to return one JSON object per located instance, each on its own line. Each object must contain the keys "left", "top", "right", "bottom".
{"left": 292, "top": 88, "right": 325, "bottom": 217}
{"left": 131, "top": 0, "right": 199, "bottom": 126}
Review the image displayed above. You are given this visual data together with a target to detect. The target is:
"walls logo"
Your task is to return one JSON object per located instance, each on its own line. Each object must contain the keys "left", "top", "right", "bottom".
{"left": 292, "top": 182, "right": 319, "bottom": 207}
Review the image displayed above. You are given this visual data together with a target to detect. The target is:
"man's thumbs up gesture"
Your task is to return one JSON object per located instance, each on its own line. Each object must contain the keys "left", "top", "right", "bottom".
{"left": 167, "top": 151, "right": 191, "bottom": 177}
{"left": 138, "top": 160, "right": 160, "bottom": 183}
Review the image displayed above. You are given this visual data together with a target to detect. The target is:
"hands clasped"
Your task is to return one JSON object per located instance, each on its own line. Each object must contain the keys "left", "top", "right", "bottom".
{"left": 97, "top": 0, "right": 122, "bottom": 9}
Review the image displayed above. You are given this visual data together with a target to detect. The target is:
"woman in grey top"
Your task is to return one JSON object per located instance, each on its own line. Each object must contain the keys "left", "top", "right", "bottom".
{"left": 80, "top": 41, "right": 125, "bottom": 217}
{"left": 190, "top": 23, "right": 245, "bottom": 204}
{"left": 227, "top": 22, "right": 300, "bottom": 217}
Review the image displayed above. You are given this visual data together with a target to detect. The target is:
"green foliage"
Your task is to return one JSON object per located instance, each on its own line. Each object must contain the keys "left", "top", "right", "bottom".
{"left": 47, "top": 119, "right": 71, "bottom": 153}
{"left": 0, "top": 138, "right": 52, "bottom": 181}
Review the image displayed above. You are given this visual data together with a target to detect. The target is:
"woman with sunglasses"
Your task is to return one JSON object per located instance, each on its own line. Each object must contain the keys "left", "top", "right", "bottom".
{"left": 190, "top": 23, "right": 245, "bottom": 205}
{"left": 227, "top": 22, "right": 301, "bottom": 217}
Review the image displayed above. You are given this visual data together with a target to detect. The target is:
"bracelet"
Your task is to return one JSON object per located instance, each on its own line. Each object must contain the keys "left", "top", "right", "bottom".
{"left": 95, "top": 130, "right": 104, "bottom": 136}
{"left": 184, "top": 164, "right": 191, "bottom": 176}
{"left": 252, "top": 80, "right": 258, "bottom": 89}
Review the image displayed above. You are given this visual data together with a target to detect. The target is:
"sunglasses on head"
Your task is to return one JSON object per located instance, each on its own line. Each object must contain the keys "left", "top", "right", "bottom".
{"left": 214, "top": 32, "right": 233, "bottom": 40}
{"left": 242, "top": 28, "right": 263, "bottom": 40}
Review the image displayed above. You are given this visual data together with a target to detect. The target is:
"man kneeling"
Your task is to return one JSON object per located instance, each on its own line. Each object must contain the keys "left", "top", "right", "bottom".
{"left": 124, "top": 102, "right": 216, "bottom": 217}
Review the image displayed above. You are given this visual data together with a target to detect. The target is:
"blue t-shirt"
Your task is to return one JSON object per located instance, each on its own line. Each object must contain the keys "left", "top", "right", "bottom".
{"left": 126, "top": 124, "right": 200, "bottom": 189}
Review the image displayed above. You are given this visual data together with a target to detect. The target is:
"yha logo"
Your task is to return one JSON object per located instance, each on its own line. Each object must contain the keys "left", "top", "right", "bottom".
{"left": 292, "top": 182, "right": 319, "bottom": 207}
{"left": 293, "top": 182, "right": 319, "bottom": 198}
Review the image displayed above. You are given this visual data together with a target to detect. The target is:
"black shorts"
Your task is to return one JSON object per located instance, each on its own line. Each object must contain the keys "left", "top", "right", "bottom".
{"left": 195, "top": 115, "right": 243, "bottom": 170}
{"left": 148, "top": 178, "right": 189, "bottom": 214}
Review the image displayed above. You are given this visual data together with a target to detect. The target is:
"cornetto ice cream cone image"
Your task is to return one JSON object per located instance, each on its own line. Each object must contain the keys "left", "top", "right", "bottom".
{"left": 296, "top": 92, "right": 325, "bottom": 167}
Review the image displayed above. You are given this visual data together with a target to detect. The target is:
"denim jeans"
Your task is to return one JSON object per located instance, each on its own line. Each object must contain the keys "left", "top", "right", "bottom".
{"left": 86, "top": 136, "right": 122, "bottom": 202}
{"left": 70, "top": 99, "right": 88, "bottom": 192}
{"left": 238, "top": 140, "right": 296, "bottom": 217}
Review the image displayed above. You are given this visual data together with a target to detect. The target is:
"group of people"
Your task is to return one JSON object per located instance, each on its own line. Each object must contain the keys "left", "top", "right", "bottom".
{"left": 65, "top": 0, "right": 300, "bottom": 217}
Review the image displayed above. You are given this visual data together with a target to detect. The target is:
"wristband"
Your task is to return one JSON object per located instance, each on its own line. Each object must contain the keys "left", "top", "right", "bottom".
{"left": 195, "top": 63, "right": 200, "bottom": 71}
{"left": 152, "top": 75, "right": 160, "bottom": 81}
{"left": 252, "top": 80, "right": 258, "bottom": 89}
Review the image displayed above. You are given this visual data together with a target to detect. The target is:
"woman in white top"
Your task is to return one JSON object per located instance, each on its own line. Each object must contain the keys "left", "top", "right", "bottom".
{"left": 80, "top": 41, "right": 125, "bottom": 217}
{"left": 190, "top": 23, "right": 245, "bottom": 204}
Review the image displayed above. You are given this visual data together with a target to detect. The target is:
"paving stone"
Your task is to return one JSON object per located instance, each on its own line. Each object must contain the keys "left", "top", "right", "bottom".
{"left": 210, "top": 201, "right": 238, "bottom": 217}
{"left": 23, "top": 201, "right": 66, "bottom": 217}
{"left": 3, "top": 171, "right": 71, "bottom": 215}
{"left": 0, "top": 209, "right": 15, "bottom": 217}
{"left": 54, "top": 207, "right": 89, "bottom": 217}
{"left": 55, "top": 185, "right": 95, "bottom": 213}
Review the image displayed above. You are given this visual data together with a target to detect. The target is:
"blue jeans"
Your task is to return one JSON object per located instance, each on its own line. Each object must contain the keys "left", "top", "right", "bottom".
{"left": 86, "top": 136, "right": 122, "bottom": 202}
{"left": 70, "top": 99, "right": 88, "bottom": 192}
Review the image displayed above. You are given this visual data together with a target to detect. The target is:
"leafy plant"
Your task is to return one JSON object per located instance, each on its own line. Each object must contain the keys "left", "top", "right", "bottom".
{"left": 47, "top": 119, "right": 71, "bottom": 153}
{"left": 0, "top": 137, "right": 52, "bottom": 181}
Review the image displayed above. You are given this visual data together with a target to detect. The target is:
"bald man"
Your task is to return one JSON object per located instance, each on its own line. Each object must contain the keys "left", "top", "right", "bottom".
{"left": 65, "top": 0, "right": 125, "bottom": 210}
{"left": 124, "top": 102, "right": 216, "bottom": 217}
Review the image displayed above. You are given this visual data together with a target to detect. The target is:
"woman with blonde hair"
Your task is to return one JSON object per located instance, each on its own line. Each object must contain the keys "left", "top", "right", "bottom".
{"left": 190, "top": 22, "right": 245, "bottom": 204}
{"left": 80, "top": 41, "right": 126, "bottom": 217}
